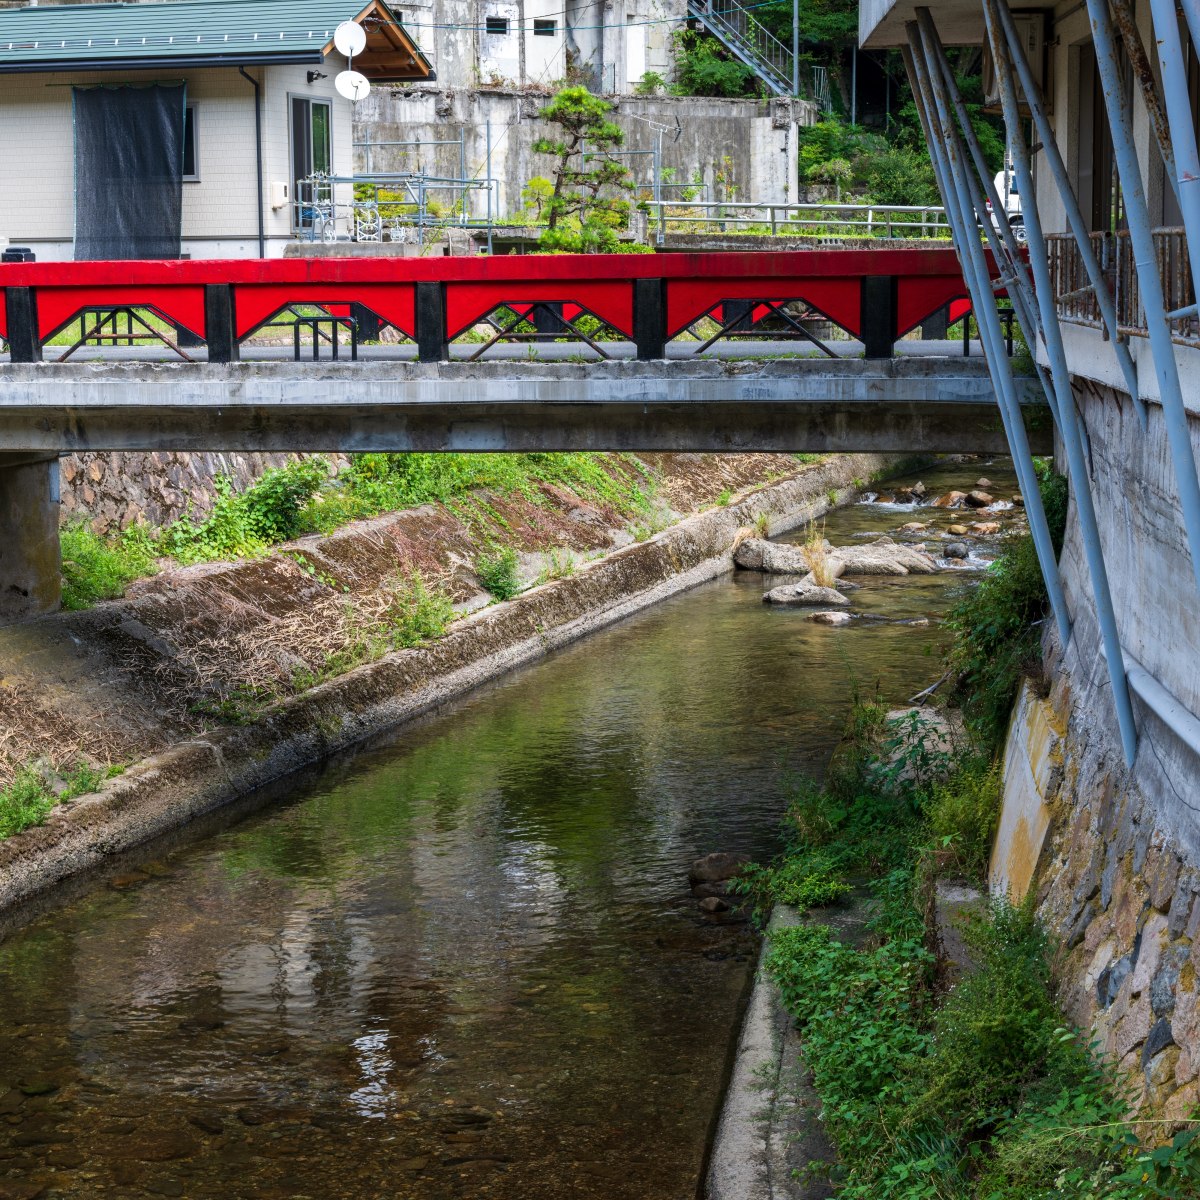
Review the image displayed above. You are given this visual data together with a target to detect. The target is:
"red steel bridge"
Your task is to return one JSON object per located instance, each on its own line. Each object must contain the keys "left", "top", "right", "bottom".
{"left": 0, "top": 249, "right": 980, "bottom": 363}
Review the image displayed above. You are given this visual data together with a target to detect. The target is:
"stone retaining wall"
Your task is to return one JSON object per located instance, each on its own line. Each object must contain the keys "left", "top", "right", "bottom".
{"left": 993, "top": 382, "right": 1200, "bottom": 1120}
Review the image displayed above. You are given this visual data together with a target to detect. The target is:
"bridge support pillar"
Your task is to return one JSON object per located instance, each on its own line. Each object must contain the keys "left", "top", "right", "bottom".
{"left": 634, "top": 278, "right": 667, "bottom": 360}
{"left": 204, "top": 285, "right": 239, "bottom": 363}
{"left": 860, "top": 275, "right": 898, "bottom": 358}
{"left": 415, "top": 282, "right": 448, "bottom": 362}
{"left": 0, "top": 453, "right": 60, "bottom": 623}
{"left": 5, "top": 287, "right": 42, "bottom": 363}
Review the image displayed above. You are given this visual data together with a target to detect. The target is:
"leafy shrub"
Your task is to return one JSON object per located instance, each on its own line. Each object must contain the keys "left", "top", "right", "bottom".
{"left": 476, "top": 546, "right": 521, "bottom": 600}
{"left": 945, "top": 461, "right": 1067, "bottom": 750}
{"left": 0, "top": 761, "right": 121, "bottom": 838}
{"left": 380, "top": 571, "right": 455, "bottom": 649}
{"left": 0, "top": 767, "right": 55, "bottom": 838}
{"left": 925, "top": 757, "right": 1002, "bottom": 883}
{"left": 671, "top": 31, "right": 759, "bottom": 97}
{"left": 160, "top": 458, "right": 330, "bottom": 564}
{"left": 60, "top": 523, "right": 159, "bottom": 610}
{"left": 862, "top": 147, "right": 941, "bottom": 207}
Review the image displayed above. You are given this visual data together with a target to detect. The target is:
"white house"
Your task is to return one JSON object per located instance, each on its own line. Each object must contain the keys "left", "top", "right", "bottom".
{"left": 0, "top": 0, "right": 432, "bottom": 259}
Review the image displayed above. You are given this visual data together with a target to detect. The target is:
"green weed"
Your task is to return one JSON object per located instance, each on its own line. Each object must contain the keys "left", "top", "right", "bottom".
{"left": 476, "top": 546, "right": 522, "bottom": 600}
{"left": 0, "top": 761, "right": 123, "bottom": 838}
{"left": 60, "top": 523, "right": 159, "bottom": 610}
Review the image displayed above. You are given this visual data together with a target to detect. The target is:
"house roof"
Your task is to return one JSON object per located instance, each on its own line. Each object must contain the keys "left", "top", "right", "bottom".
{"left": 0, "top": 0, "right": 434, "bottom": 79}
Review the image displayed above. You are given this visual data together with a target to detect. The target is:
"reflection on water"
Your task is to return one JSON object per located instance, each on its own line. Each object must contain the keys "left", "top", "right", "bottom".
{"left": 0, "top": 459, "right": 1020, "bottom": 1199}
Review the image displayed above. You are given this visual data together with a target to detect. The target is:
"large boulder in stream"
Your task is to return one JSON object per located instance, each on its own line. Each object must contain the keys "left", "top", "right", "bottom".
{"left": 832, "top": 537, "right": 938, "bottom": 576}
{"left": 733, "top": 538, "right": 811, "bottom": 574}
{"left": 763, "top": 583, "right": 849, "bottom": 607}
{"left": 737, "top": 536, "right": 937, "bottom": 579}
{"left": 689, "top": 852, "right": 750, "bottom": 885}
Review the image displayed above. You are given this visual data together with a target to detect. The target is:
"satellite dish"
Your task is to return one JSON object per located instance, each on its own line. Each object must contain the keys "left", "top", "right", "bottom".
{"left": 335, "top": 69, "right": 372, "bottom": 101}
{"left": 333, "top": 20, "right": 367, "bottom": 58}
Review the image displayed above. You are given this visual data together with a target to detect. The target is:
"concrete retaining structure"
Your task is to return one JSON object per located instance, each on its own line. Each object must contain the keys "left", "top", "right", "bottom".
{"left": 0, "top": 451, "right": 921, "bottom": 916}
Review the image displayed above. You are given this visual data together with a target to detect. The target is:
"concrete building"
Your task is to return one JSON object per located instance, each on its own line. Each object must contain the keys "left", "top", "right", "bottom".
{"left": 352, "top": 0, "right": 815, "bottom": 218}
{"left": 859, "top": 0, "right": 1200, "bottom": 1115}
{"left": 0, "top": 0, "right": 432, "bottom": 260}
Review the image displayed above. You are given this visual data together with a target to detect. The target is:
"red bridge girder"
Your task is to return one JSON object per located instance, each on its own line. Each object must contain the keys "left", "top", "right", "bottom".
{"left": 0, "top": 249, "right": 988, "bottom": 351}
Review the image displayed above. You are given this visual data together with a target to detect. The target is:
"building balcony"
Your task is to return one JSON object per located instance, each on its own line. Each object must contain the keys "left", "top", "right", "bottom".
{"left": 1046, "top": 228, "right": 1200, "bottom": 349}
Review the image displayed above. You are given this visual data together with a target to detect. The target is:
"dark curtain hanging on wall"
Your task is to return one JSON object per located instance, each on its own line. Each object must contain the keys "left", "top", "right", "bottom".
{"left": 72, "top": 83, "right": 186, "bottom": 260}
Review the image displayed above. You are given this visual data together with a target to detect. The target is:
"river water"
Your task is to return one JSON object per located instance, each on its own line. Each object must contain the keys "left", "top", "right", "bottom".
{"left": 0, "top": 458, "right": 1021, "bottom": 1200}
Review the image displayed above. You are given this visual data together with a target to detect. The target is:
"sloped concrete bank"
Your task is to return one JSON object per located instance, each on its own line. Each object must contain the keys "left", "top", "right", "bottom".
{"left": 0, "top": 452, "right": 923, "bottom": 916}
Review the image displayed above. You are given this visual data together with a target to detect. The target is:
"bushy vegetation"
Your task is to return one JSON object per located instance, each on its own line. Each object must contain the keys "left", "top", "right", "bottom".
{"left": 670, "top": 30, "right": 760, "bottom": 98}
{"left": 743, "top": 699, "right": 1200, "bottom": 1199}
{"left": 55, "top": 452, "right": 656, "bottom": 609}
{"left": 476, "top": 546, "right": 522, "bottom": 601}
{"left": 61, "top": 523, "right": 159, "bottom": 610}
{"left": 0, "top": 761, "right": 123, "bottom": 839}
{"left": 946, "top": 460, "right": 1068, "bottom": 750}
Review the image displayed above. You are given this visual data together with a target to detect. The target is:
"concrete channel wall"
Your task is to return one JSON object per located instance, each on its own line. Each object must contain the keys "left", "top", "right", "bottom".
{"left": 0, "top": 451, "right": 920, "bottom": 918}
{"left": 992, "top": 385, "right": 1200, "bottom": 1119}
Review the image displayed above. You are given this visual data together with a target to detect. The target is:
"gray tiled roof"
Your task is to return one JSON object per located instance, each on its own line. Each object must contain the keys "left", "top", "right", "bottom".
{"left": 0, "top": 0, "right": 424, "bottom": 72}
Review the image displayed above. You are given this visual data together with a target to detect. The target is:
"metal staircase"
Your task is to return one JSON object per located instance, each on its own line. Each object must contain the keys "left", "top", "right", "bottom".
{"left": 687, "top": 0, "right": 796, "bottom": 97}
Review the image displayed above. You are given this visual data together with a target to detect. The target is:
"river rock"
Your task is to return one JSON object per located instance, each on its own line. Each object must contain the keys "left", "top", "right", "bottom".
{"left": 947, "top": 524, "right": 969, "bottom": 535}
{"left": 975, "top": 477, "right": 993, "bottom": 488}
{"left": 733, "top": 538, "right": 810, "bottom": 575}
{"left": 971, "top": 522, "right": 1001, "bottom": 535}
{"left": 698, "top": 895, "right": 731, "bottom": 914}
{"left": 832, "top": 537, "right": 938, "bottom": 576}
{"left": 945, "top": 542, "right": 969, "bottom": 559}
{"left": 810, "top": 611, "right": 851, "bottom": 626}
{"left": 1013, "top": 494, "right": 1025, "bottom": 507}
{"left": 763, "top": 583, "right": 849, "bottom": 606}
{"left": 933, "top": 490, "right": 967, "bottom": 508}
{"left": 911, "top": 481, "right": 927, "bottom": 498}
{"left": 900, "top": 522, "right": 927, "bottom": 532}
{"left": 966, "top": 490, "right": 994, "bottom": 508}
{"left": 689, "top": 852, "right": 749, "bottom": 884}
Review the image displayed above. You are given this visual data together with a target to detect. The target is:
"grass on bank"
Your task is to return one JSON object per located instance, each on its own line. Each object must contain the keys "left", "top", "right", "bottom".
{"left": 59, "top": 452, "right": 658, "bottom": 610}
{"left": 738, "top": 701, "right": 1200, "bottom": 1200}
{"left": 0, "top": 762, "right": 124, "bottom": 839}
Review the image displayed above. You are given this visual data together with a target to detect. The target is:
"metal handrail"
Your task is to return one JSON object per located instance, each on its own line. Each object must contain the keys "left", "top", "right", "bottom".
{"left": 687, "top": 0, "right": 795, "bottom": 95}
{"left": 1046, "top": 227, "right": 1200, "bottom": 346}
{"left": 644, "top": 199, "right": 951, "bottom": 238}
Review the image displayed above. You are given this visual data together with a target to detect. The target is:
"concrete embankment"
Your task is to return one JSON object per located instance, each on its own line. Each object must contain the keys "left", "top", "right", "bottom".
{"left": 0, "top": 451, "right": 923, "bottom": 915}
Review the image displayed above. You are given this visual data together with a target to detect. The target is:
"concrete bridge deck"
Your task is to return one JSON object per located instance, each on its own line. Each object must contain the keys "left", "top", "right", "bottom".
{"left": 0, "top": 357, "right": 1043, "bottom": 455}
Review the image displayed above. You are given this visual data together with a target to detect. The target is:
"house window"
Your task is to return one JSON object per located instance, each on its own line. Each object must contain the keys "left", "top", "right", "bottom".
{"left": 291, "top": 96, "right": 332, "bottom": 230}
{"left": 182, "top": 105, "right": 198, "bottom": 181}
{"left": 533, "top": 18, "right": 556, "bottom": 35}
{"left": 486, "top": 16, "right": 509, "bottom": 34}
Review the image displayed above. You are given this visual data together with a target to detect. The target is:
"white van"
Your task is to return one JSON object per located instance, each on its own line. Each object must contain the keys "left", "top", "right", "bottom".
{"left": 986, "top": 168, "right": 1026, "bottom": 243}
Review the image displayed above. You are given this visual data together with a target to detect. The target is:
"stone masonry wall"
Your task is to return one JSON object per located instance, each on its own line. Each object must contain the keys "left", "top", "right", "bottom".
{"left": 994, "top": 381, "right": 1200, "bottom": 1121}
{"left": 58, "top": 452, "right": 349, "bottom": 535}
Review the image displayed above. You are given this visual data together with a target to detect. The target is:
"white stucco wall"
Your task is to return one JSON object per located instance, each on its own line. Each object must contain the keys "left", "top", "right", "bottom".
{"left": 0, "top": 59, "right": 353, "bottom": 260}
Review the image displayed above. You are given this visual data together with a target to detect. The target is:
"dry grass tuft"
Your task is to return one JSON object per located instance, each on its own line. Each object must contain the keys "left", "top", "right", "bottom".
{"left": 801, "top": 521, "right": 836, "bottom": 588}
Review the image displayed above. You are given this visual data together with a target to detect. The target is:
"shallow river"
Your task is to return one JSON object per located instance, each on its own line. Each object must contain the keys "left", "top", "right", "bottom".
{"left": 0, "top": 458, "right": 1020, "bottom": 1200}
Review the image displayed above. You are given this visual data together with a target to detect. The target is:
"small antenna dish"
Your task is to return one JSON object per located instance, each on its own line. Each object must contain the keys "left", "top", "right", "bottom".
{"left": 333, "top": 20, "right": 367, "bottom": 57}
{"left": 335, "top": 69, "right": 372, "bottom": 101}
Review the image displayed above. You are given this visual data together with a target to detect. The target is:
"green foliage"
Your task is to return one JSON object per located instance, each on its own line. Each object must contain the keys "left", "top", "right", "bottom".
{"left": 0, "top": 761, "right": 122, "bottom": 839}
{"left": 749, "top": 701, "right": 1200, "bottom": 1200}
{"left": 532, "top": 87, "right": 638, "bottom": 252}
{"left": 670, "top": 30, "right": 759, "bottom": 98}
{"left": 945, "top": 461, "right": 1068, "bottom": 750}
{"left": 379, "top": 571, "right": 455, "bottom": 648}
{"left": 862, "top": 147, "right": 941, "bottom": 207}
{"left": 160, "top": 458, "right": 329, "bottom": 564}
{"left": 309, "top": 452, "right": 653, "bottom": 535}
{"left": 926, "top": 757, "right": 1002, "bottom": 884}
{"left": 634, "top": 70, "right": 666, "bottom": 95}
{"left": 0, "top": 767, "right": 54, "bottom": 838}
{"left": 60, "top": 523, "right": 159, "bottom": 610}
{"left": 476, "top": 545, "right": 522, "bottom": 600}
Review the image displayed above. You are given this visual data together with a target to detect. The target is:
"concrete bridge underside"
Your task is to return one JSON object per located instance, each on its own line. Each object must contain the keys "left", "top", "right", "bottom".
{"left": 0, "top": 358, "right": 1044, "bottom": 455}
{"left": 0, "top": 357, "right": 1046, "bottom": 622}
